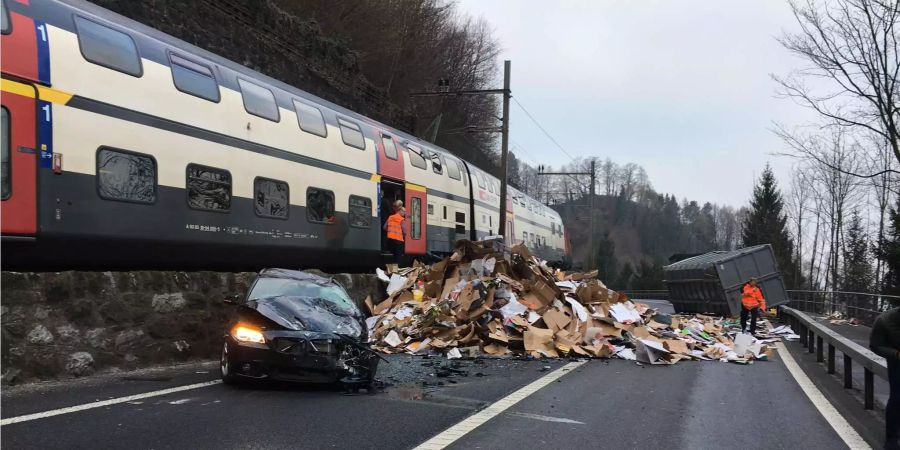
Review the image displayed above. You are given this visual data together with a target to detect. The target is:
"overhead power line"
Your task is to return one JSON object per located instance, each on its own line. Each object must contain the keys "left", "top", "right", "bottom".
{"left": 512, "top": 97, "right": 579, "bottom": 163}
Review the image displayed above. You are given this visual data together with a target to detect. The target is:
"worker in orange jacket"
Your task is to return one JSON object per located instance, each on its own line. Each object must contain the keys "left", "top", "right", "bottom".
{"left": 740, "top": 277, "right": 766, "bottom": 335}
{"left": 384, "top": 206, "right": 408, "bottom": 265}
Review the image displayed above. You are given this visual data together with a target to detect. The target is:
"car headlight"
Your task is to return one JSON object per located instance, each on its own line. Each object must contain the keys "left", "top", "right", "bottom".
{"left": 232, "top": 325, "right": 265, "bottom": 344}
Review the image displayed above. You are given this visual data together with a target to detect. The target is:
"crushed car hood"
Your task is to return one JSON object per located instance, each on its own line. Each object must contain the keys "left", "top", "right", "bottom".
{"left": 245, "top": 296, "right": 364, "bottom": 338}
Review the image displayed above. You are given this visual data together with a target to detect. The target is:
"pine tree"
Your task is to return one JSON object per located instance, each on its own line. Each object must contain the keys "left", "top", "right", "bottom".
{"left": 595, "top": 231, "right": 618, "bottom": 283}
{"left": 875, "top": 196, "right": 900, "bottom": 296}
{"left": 741, "top": 164, "right": 801, "bottom": 287}
{"left": 841, "top": 210, "right": 873, "bottom": 292}
{"left": 616, "top": 262, "right": 635, "bottom": 290}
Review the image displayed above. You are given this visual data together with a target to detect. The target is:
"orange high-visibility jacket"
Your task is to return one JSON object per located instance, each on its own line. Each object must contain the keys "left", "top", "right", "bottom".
{"left": 386, "top": 213, "right": 404, "bottom": 241}
{"left": 741, "top": 284, "right": 766, "bottom": 310}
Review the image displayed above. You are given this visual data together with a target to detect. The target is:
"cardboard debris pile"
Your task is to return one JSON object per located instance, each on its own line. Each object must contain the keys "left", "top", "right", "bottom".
{"left": 824, "top": 311, "right": 860, "bottom": 326}
{"left": 365, "top": 240, "right": 782, "bottom": 365}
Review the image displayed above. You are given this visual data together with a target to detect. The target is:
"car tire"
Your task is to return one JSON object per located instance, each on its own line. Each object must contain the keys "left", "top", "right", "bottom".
{"left": 220, "top": 341, "right": 239, "bottom": 385}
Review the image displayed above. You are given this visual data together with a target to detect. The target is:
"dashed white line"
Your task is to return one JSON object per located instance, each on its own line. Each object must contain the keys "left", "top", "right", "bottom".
{"left": 413, "top": 361, "right": 586, "bottom": 450}
{"left": 0, "top": 380, "right": 222, "bottom": 426}
{"left": 776, "top": 342, "right": 871, "bottom": 450}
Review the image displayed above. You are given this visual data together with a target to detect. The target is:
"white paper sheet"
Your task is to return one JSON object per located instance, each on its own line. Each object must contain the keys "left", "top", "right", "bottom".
{"left": 555, "top": 280, "right": 579, "bottom": 291}
{"left": 386, "top": 274, "right": 407, "bottom": 296}
{"left": 527, "top": 311, "right": 541, "bottom": 324}
{"left": 394, "top": 306, "right": 415, "bottom": 321}
{"left": 447, "top": 348, "right": 462, "bottom": 359}
{"left": 565, "top": 297, "right": 588, "bottom": 322}
{"left": 499, "top": 298, "right": 528, "bottom": 320}
{"left": 384, "top": 330, "right": 402, "bottom": 347}
{"left": 484, "top": 257, "right": 496, "bottom": 275}
{"left": 609, "top": 303, "right": 642, "bottom": 323}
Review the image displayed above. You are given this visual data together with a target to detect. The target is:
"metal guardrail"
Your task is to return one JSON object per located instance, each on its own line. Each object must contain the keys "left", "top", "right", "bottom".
{"left": 787, "top": 290, "right": 900, "bottom": 327}
{"left": 780, "top": 306, "right": 888, "bottom": 410}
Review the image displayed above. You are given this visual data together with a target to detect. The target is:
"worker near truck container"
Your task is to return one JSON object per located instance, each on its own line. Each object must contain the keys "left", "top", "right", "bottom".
{"left": 740, "top": 278, "right": 766, "bottom": 335}
{"left": 384, "top": 207, "right": 408, "bottom": 264}
{"left": 870, "top": 306, "right": 900, "bottom": 450}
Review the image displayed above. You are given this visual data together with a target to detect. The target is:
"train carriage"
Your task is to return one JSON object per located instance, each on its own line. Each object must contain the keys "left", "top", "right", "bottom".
{"left": 0, "top": 0, "right": 567, "bottom": 270}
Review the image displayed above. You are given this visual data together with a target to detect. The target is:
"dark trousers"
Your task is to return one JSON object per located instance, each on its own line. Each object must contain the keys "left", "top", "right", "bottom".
{"left": 888, "top": 360, "right": 900, "bottom": 449}
{"left": 388, "top": 239, "right": 404, "bottom": 265}
{"left": 740, "top": 307, "right": 759, "bottom": 333}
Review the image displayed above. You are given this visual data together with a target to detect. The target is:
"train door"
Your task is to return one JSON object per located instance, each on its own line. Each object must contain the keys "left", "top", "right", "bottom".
{"left": 0, "top": 81, "right": 37, "bottom": 236}
{"left": 380, "top": 178, "right": 404, "bottom": 252}
{"left": 377, "top": 133, "right": 404, "bottom": 181}
{"left": 404, "top": 183, "right": 426, "bottom": 256}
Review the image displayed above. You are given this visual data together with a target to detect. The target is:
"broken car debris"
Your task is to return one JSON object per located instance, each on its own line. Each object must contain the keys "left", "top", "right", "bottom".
{"left": 366, "top": 239, "right": 792, "bottom": 365}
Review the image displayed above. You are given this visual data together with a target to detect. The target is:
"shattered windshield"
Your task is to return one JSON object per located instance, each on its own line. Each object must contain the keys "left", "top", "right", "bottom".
{"left": 249, "top": 278, "right": 359, "bottom": 316}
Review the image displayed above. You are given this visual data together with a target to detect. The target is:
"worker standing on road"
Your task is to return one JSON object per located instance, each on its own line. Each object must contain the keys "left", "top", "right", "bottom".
{"left": 740, "top": 277, "right": 766, "bottom": 335}
{"left": 871, "top": 306, "right": 900, "bottom": 450}
{"left": 384, "top": 206, "right": 408, "bottom": 265}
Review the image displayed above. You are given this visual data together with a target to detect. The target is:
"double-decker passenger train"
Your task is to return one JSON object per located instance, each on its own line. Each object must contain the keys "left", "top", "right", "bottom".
{"left": 0, "top": 0, "right": 569, "bottom": 270}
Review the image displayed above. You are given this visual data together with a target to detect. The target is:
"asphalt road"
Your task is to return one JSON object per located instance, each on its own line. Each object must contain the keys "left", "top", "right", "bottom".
{"left": 0, "top": 350, "right": 870, "bottom": 450}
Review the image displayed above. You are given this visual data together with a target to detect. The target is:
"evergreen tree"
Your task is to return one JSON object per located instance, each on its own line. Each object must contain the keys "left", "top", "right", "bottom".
{"left": 741, "top": 164, "right": 801, "bottom": 287}
{"left": 841, "top": 210, "right": 873, "bottom": 292}
{"left": 631, "top": 259, "right": 666, "bottom": 290}
{"left": 595, "top": 231, "right": 618, "bottom": 283}
{"left": 616, "top": 262, "right": 635, "bottom": 291}
{"left": 875, "top": 196, "right": 900, "bottom": 296}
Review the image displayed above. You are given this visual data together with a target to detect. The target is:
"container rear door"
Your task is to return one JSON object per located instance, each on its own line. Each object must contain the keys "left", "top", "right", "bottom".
{"left": 405, "top": 183, "right": 426, "bottom": 256}
{"left": 0, "top": 80, "right": 37, "bottom": 235}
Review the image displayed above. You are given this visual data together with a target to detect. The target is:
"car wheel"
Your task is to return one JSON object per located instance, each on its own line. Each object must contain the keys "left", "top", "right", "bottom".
{"left": 220, "top": 341, "right": 238, "bottom": 385}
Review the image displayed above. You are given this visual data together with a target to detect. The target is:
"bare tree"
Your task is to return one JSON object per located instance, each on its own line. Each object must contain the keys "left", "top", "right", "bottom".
{"left": 787, "top": 164, "right": 814, "bottom": 287}
{"left": 775, "top": 0, "right": 900, "bottom": 172}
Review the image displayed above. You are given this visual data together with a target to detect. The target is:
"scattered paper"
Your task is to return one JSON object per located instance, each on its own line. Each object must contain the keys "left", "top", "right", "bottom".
{"left": 384, "top": 330, "right": 402, "bottom": 348}
{"left": 447, "top": 348, "right": 462, "bottom": 359}
{"left": 565, "top": 297, "right": 588, "bottom": 322}
{"left": 500, "top": 298, "right": 528, "bottom": 320}
{"left": 386, "top": 274, "right": 408, "bottom": 296}
{"left": 376, "top": 267, "right": 390, "bottom": 282}
{"left": 610, "top": 302, "right": 642, "bottom": 324}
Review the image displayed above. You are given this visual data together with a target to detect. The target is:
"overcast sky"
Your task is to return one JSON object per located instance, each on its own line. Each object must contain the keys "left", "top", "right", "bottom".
{"left": 456, "top": 0, "right": 820, "bottom": 207}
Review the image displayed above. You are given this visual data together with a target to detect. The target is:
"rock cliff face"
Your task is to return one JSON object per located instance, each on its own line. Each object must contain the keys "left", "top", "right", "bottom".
{"left": 1, "top": 270, "right": 383, "bottom": 383}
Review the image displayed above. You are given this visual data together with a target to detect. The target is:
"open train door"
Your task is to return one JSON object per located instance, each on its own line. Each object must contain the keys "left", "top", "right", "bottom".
{"left": 405, "top": 183, "right": 426, "bottom": 256}
{"left": 0, "top": 81, "right": 38, "bottom": 236}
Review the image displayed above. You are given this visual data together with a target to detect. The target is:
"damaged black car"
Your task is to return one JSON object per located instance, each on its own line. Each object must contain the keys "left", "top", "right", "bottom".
{"left": 221, "top": 269, "right": 380, "bottom": 388}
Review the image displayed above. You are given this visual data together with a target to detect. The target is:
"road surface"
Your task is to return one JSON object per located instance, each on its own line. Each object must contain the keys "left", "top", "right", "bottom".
{"left": 2, "top": 344, "right": 876, "bottom": 450}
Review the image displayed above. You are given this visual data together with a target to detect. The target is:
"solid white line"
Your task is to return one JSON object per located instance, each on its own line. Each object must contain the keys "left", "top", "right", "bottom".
{"left": 413, "top": 361, "right": 586, "bottom": 450}
{"left": 0, "top": 380, "right": 222, "bottom": 426}
{"left": 775, "top": 342, "right": 871, "bottom": 450}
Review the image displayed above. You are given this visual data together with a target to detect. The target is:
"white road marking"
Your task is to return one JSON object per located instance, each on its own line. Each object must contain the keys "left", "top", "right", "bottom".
{"left": 413, "top": 361, "right": 586, "bottom": 450}
{"left": 506, "top": 411, "right": 585, "bottom": 424}
{"left": 776, "top": 342, "right": 871, "bottom": 450}
{"left": 0, "top": 380, "right": 222, "bottom": 426}
{"left": 167, "top": 398, "right": 192, "bottom": 405}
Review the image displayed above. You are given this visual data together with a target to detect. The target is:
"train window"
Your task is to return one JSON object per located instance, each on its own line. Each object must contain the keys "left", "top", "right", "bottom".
{"left": 455, "top": 224, "right": 466, "bottom": 234}
{"left": 455, "top": 211, "right": 465, "bottom": 223}
{"left": 551, "top": 222, "right": 556, "bottom": 235}
{"left": 443, "top": 206, "right": 447, "bottom": 220}
{"left": 522, "top": 231, "right": 527, "bottom": 243}
{"left": 74, "top": 16, "right": 142, "bottom": 77}
{"left": 475, "top": 172, "right": 485, "bottom": 189}
{"left": 410, "top": 197, "right": 422, "bottom": 239}
{"left": 542, "top": 236, "right": 547, "bottom": 247}
{"left": 1, "top": 0, "right": 10, "bottom": 35}
{"left": 447, "top": 158, "right": 461, "bottom": 180}
{"left": 293, "top": 100, "right": 327, "bottom": 138}
{"left": 169, "top": 53, "right": 219, "bottom": 102}
{"left": 407, "top": 144, "right": 427, "bottom": 170}
{"left": 254, "top": 177, "right": 289, "bottom": 219}
{"left": 238, "top": 79, "right": 279, "bottom": 122}
{"left": 1, "top": 107, "right": 9, "bottom": 199}
{"left": 97, "top": 148, "right": 156, "bottom": 204}
{"left": 382, "top": 136, "right": 398, "bottom": 160}
{"left": 458, "top": 161, "right": 467, "bottom": 186}
{"left": 482, "top": 215, "right": 486, "bottom": 224}
{"left": 430, "top": 152, "right": 443, "bottom": 175}
{"left": 306, "top": 187, "right": 335, "bottom": 223}
{"left": 530, "top": 233, "right": 535, "bottom": 243}
{"left": 349, "top": 195, "right": 372, "bottom": 228}
{"left": 338, "top": 118, "right": 365, "bottom": 150}
{"left": 187, "top": 164, "right": 231, "bottom": 211}
{"left": 427, "top": 204, "right": 434, "bottom": 215}
{"left": 487, "top": 178, "right": 495, "bottom": 194}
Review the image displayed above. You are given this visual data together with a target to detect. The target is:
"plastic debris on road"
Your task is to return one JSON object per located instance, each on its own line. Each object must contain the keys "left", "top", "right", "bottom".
{"left": 364, "top": 239, "right": 781, "bottom": 365}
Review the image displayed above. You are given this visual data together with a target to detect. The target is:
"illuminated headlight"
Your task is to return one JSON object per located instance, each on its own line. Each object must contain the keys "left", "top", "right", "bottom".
{"left": 232, "top": 325, "right": 265, "bottom": 344}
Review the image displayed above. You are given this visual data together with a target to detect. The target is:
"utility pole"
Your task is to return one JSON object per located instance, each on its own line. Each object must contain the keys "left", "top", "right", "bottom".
{"left": 537, "top": 160, "right": 596, "bottom": 270}
{"left": 409, "top": 61, "right": 512, "bottom": 241}
{"left": 498, "top": 60, "right": 511, "bottom": 240}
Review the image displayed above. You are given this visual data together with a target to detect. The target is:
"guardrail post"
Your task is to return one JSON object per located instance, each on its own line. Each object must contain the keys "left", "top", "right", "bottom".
{"left": 816, "top": 336, "right": 823, "bottom": 362}
{"left": 827, "top": 344, "right": 835, "bottom": 374}
{"left": 864, "top": 369, "right": 874, "bottom": 410}
{"left": 844, "top": 355, "right": 852, "bottom": 389}
{"left": 808, "top": 329, "right": 815, "bottom": 354}
{"left": 800, "top": 324, "right": 808, "bottom": 347}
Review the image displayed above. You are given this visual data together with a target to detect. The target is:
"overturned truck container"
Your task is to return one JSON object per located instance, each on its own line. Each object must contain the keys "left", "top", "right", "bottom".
{"left": 663, "top": 245, "right": 788, "bottom": 316}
